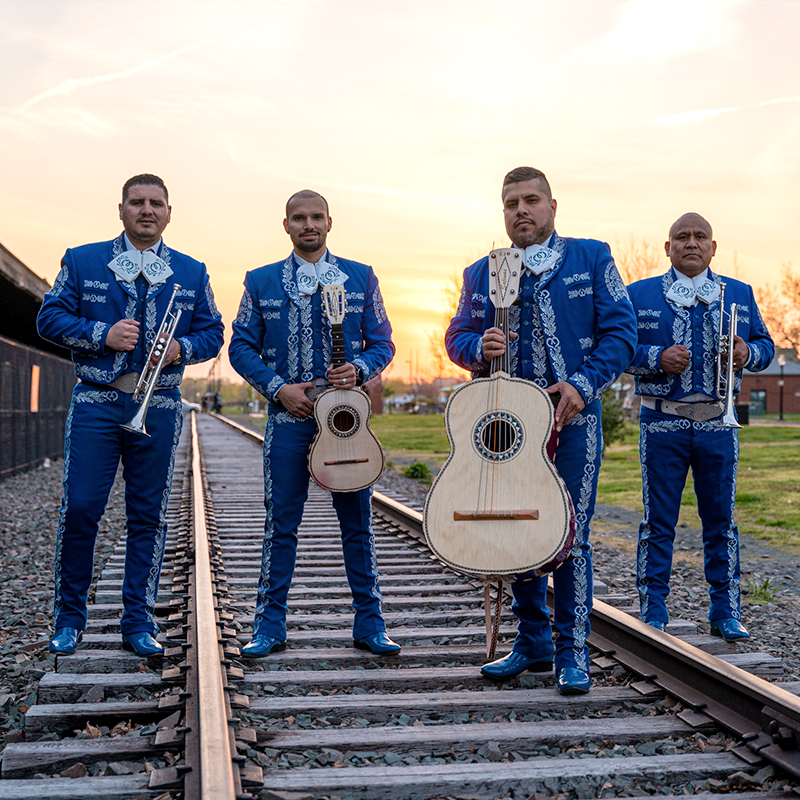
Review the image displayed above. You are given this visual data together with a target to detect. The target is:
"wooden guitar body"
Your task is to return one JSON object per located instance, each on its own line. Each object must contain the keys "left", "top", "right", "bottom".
{"left": 308, "top": 386, "right": 385, "bottom": 493}
{"left": 423, "top": 373, "right": 575, "bottom": 578}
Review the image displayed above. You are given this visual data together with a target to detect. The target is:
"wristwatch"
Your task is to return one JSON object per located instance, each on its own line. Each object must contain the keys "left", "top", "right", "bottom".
{"left": 354, "top": 366, "right": 364, "bottom": 386}
{"left": 172, "top": 341, "right": 183, "bottom": 365}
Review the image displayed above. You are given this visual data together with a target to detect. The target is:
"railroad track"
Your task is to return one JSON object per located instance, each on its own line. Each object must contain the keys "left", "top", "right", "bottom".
{"left": 1, "top": 411, "right": 800, "bottom": 799}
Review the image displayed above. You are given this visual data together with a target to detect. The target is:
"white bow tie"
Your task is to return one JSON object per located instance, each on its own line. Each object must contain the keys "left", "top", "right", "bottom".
{"left": 107, "top": 250, "right": 172, "bottom": 285}
{"left": 296, "top": 260, "right": 349, "bottom": 295}
{"left": 666, "top": 275, "right": 721, "bottom": 308}
{"left": 522, "top": 243, "right": 560, "bottom": 276}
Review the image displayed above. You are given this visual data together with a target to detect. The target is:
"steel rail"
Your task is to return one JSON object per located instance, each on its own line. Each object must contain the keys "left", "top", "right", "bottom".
{"left": 188, "top": 410, "right": 238, "bottom": 799}
{"left": 210, "top": 412, "right": 800, "bottom": 780}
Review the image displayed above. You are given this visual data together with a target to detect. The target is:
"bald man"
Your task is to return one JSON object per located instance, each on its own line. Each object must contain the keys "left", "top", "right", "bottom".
{"left": 626, "top": 213, "right": 773, "bottom": 641}
{"left": 229, "top": 190, "right": 399, "bottom": 657}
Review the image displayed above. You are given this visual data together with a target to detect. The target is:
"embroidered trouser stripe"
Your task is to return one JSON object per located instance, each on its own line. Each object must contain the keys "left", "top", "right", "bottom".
{"left": 54, "top": 384, "right": 182, "bottom": 634}
{"left": 637, "top": 407, "right": 741, "bottom": 624}
{"left": 510, "top": 400, "right": 601, "bottom": 672}
{"left": 253, "top": 414, "right": 384, "bottom": 641}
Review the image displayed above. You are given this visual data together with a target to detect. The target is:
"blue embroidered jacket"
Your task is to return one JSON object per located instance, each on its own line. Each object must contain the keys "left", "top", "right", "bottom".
{"left": 446, "top": 235, "right": 637, "bottom": 406}
{"left": 626, "top": 269, "right": 774, "bottom": 399}
{"left": 228, "top": 253, "right": 395, "bottom": 403}
{"left": 37, "top": 234, "right": 224, "bottom": 387}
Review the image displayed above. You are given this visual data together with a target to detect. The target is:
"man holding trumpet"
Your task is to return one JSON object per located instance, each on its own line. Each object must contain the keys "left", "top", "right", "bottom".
{"left": 38, "top": 174, "right": 224, "bottom": 656}
{"left": 626, "top": 213, "right": 773, "bottom": 641}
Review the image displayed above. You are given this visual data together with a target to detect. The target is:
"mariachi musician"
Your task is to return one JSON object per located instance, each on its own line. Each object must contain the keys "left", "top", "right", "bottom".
{"left": 37, "top": 173, "right": 224, "bottom": 657}
{"left": 228, "top": 189, "right": 399, "bottom": 658}
{"left": 445, "top": 167, "right": 637, "bottom": 693}
{"left": 626, "top": 212, "right": 773, "bottom": 641}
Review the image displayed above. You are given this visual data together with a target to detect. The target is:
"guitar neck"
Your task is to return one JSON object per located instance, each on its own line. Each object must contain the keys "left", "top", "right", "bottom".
{"left": 491, "top": 307, "right": 510, "bottom": 375}
{"left": 331, "top": 323, "right": 346, "bottom": 368}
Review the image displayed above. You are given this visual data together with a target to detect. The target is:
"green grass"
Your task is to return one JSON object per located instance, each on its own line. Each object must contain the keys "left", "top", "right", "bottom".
{"left": 598, "top": 422, "right": 800, "bottom": 555}
{"left": 221, "top": 409, "right": 800, "bottom": 555}
{"left": 369, "top": 414, "right": 450, "bottom": 463}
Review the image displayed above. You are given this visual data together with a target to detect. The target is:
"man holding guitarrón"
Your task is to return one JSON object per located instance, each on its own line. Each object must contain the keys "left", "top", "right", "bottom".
{"left": 445, "top": 167, "right": 637, "bottom": 693}
{"left": 228, "top": 190, "right": 399, "bottom": 657}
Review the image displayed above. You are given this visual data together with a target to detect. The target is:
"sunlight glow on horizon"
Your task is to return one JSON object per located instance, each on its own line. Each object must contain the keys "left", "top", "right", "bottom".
{"left": 1, "top": 0, "right": 798, "bottom": 384}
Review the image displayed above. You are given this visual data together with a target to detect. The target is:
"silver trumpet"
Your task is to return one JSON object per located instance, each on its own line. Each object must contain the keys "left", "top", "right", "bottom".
{"left": 121, "top": 283, "right": 183, "bottom": 437}
{"left": 715, "top": 282, "right": 742, "bottom": 429}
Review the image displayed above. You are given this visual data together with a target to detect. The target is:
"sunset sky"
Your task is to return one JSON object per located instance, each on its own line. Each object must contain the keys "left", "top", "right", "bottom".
{"left": 1, "top": 0, "right": 798, "bottom": 383}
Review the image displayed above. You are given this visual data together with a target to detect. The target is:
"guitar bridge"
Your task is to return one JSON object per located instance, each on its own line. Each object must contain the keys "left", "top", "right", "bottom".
{"left": 453, "top": 509, "right": 539, "bottom": 521}
{"left": 323, "top": 458, "right": 370, "bottom": 466}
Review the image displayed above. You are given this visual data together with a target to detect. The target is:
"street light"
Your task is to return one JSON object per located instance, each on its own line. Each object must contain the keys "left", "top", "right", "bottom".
{"left": 778, "top": 354, "right": 786, "bottom": 421}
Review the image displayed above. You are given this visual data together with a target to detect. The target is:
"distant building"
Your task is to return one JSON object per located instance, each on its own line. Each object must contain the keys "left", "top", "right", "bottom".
{"left": 740, "top": 354, "right": 800, "bottom": 416}
{"left": 0, "top": 241, "right": 74, "bottom": 477}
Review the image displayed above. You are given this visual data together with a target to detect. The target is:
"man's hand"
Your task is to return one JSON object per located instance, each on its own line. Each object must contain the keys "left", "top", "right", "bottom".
{"left": 731, "top": 336, "right": 750, "bottom": 371}
{"left": 546, "top": 381, "right": 585, "bottom": 432}
{"left": 660, "top": 345, "right": 690, "bottom": 374}
{"left": 148, "top": 336, "right": 181, "bottom": 368}
{"left": 106, "top": 319, "right": 140, "bottom": 351}
{"left": 276, "top": 382, "right": 315, "bottom": 418}
{"left": 481, "top": 328, "right": 518, "bottom": 360}
{"left": 327, "top": 362, "right": 358, "bottom": 389}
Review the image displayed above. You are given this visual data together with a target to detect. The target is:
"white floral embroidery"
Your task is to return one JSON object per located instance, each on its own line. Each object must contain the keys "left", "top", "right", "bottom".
{"left": 236, "top": 289, "right": 254, "bottom": 325}
{"left": 568, "top": 287, "right": 593, "bottom": 299}
{"left": 537, "top": 288, "right": 567, "bottom": 381}
{"left": 562, "top": 272, "right": 591, "bottom": 286}
{"left": 205, "top": 281, "right": 221, "bottom": 318}
{"left": 51, "top": 264, "right": 69, "bottom": 297}
{"left": 372, "top": 285, "right": 388, "bottom": 324}
{"left": 604, "top": 261, "right": 629, "bottom": 302}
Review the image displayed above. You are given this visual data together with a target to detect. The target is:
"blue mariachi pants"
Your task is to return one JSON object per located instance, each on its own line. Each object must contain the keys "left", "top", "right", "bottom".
{"left": 54, "top": 383, "right": 183, "bottom": 635}
{"left": 510, "top": 399, "right": 602, "bottom": 673}
{"left": 252, "top": 411, "right": 385, "bottom": 641}
{"left": 637, "top": 406, "right": 741, "bottom": 624}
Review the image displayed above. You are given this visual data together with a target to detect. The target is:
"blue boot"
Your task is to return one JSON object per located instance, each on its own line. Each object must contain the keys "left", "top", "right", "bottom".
{"left": 49, "top": 627, "right": 82, "bottom": 655}
{"left": 481, "top": 651, "right": 553, "bottom": 680}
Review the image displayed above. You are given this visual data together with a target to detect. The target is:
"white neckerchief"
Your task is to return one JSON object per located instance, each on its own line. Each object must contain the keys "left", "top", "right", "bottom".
{"left": 295, "top": 251, "right": 349, "bottom": 295}
{"left": 666, "top": 268, "right": 720, "bottom": 308}
{"left": 107, "top": 234, "right": 172, "bottom": 285}
{"left": 513, "top": 233, "right": 559, "bottom": 276}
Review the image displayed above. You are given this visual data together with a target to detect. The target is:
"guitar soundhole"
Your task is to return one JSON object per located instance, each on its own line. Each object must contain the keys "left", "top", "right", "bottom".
{"left": 474, "top": 412, "right": 524, "bottom": 461}
{"left": 327, "top": 404, "right": 361, "bottom": 438}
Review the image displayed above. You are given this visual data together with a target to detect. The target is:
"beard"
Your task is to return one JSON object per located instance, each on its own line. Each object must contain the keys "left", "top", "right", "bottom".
{"left": 510, "top": 221, "right": 552, "bottom": 248}
{"left": 293, "top": 231, "right": 326, "bottom": 253}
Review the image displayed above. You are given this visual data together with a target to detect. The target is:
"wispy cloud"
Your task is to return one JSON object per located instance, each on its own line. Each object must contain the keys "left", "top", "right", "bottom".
{"left": 653, "top": 94, "right": 800, "bottom": 127}
{"left": 600, "top": 0, "right": 743, "bottom": 60}
{"left": 15, "top": 42, "right": 204, "bottom": 112}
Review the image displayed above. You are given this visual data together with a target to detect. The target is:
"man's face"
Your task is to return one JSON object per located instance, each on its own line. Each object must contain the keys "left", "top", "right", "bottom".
{"left": 119, "top": 184, "right": 171, "bottom": 250}
{"left": 502, "top": 179, "right": 557, "bottom": 248}
{"left": 665, "top": 216, "right": 716, "bottom": 277}
{"left": 283, "top": 196, "right": 332, "bottom": 257}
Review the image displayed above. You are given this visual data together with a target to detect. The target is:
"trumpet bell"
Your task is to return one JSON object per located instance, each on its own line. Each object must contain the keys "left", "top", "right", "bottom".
{"left": 121, "top": 405, "right": 151, "bottom": 437}
{"left": 721, "top": 410, "right": 742, "bottom": 429}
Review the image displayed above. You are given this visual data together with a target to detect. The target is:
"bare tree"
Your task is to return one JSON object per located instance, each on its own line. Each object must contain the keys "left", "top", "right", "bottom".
{"left": 756, "top": 262, "right": 800, "bottom": 357}
{"left": 427, "top": 268, "right": 468, "bottom": 379}
{"left": 614, "top": 235, "right": 664, "bottom": 284}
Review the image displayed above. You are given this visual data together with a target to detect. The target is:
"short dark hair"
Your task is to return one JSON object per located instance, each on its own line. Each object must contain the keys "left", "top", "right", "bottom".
{"left": 122, "top": 174, "right": 169, "bottom": 204}
{"left": 502, "top": 166, "right": 552, "bottom": 199}
{"left": 285, "top": 189, "right": 329, "bottom": 217}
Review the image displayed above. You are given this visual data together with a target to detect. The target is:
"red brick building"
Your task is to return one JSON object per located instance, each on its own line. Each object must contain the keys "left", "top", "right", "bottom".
{"left": 740, "top": 354, "right": 800, "bottom": 416}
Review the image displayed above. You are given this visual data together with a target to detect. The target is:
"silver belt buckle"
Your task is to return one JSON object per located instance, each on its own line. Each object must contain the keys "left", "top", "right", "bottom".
{"left": 109, "top": 372, "right": 141, "bottom": 394}
{"left": 673, "top": 401, "right": 723, "bottom": 422}
{"left": 305, "top": 377, "right": 331, "bottom": 402}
